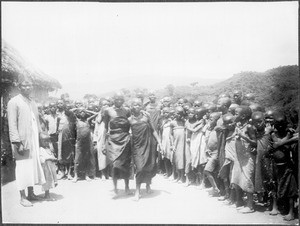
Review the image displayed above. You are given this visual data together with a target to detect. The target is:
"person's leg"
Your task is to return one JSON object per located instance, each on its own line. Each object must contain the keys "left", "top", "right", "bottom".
{"left": 239, "top": 192, "right": 255, "bottom": 213}
{"left": 204, "top": 170, "right": 220, "bottom": 195}
{"left": 20, "top": 189, "right": 33, "bottom": 207}
{"left": 134, "top": 183, "right": 141, "bottom": 201}
{"left": 218, "top": 178, "right": 230, "bottom": 201}
{"left": 283, "top": 198, "right": 295, "bottom": 221}
{"left": 164, "top": 159, "right": 171, "bottom": 178}
{"left": 146, "top": 183, "right": 152, "bottom": 193}
{"left": 184, "top": 172, "right": 191, "bottom": 187}
{"left": 269, "top": 192, "right": 280, "bottom": 215}
{"left": 67, "top": 163, "right": 73, "bottom": 180}
{"left": 198, "top": 166, "right": 205, "bottom": 189}
{"left": 72, "top": 162, "right": 79, "bottom": 183}
{"left": 27, "top": 186, "right": 41, "bottom": 200}
{"left": 125, "top": 178, "right": 130, "bottom": 195}
{"left": 85, "top": 172, "right": 92, "bottom": 181}
{"left": 44, "top": 190, "right": 56, "bottom": 201}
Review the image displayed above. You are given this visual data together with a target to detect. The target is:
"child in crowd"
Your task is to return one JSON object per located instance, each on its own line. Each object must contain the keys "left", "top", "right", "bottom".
{"left": 204, "top": 112, "right": 222, "bottom": 196}
{"left": 268, "top": 112, "right": 298, "bottom": 221}
{"left": 184, "top": 107, "right": 197, "bottom": 186}
{"left": 73, "top": 107, "right": 98, "bottom": 183}
{"left": 159, "top": 107, "right": 173, "bottom": 179}
{"left": 39, "top": 124, "right": 58, "bottom": 201}
{"left": 232, "top": 106, "right": 257, "bottom": 213}
{"left": 170, "top": 106, "right": 186, "bottom": 183}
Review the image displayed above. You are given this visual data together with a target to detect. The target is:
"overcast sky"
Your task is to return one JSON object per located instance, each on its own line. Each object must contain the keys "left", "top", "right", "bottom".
{"left": 1, "top": 2, "right": 298, "bottom": 99}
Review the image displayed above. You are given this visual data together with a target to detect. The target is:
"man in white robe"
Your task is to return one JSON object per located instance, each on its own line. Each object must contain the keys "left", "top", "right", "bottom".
{"left": 7, "top": 78, "right": 45, "bottom": 207}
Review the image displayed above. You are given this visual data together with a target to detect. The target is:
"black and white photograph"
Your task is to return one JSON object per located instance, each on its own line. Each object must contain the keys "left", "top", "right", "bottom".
{"left": 1, "top": 1, "right": 299, "bottom": 224}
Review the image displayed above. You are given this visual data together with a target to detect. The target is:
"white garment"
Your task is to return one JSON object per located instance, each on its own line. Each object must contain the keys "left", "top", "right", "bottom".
{"left": 15, "top": 159, "right": 35, "bottom": 190}
{"left": 30, "top": 111, "right": 46, "bottom": 186}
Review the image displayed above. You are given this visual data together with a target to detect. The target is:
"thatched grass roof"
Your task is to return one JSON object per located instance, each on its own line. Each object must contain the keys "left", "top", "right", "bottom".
{"left": 1, "top": 39, "right": 62, "bottom": 91}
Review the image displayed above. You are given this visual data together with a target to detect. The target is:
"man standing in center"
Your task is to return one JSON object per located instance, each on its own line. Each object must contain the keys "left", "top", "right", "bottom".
{"left": 103, "top": 93, "right": 132, "bottom": 198}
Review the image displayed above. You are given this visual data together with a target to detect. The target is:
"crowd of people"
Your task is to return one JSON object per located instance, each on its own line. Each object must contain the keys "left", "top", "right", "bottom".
{"left": 7, "top": 78, "right": 298, "bottom": 221}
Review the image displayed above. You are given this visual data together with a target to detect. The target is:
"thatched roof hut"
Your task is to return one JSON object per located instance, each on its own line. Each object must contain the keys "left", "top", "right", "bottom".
{"left": 1, "top": 39, "right": 61, "bottom": 91}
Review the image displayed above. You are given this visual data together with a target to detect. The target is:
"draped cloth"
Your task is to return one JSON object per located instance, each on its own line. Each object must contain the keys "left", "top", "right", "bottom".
{"left": 254, "top": 134, "right": 270, "bottom": 193}
{"left": 131, "top": 120, "right": 157, "bottom": 184}
{"left": 198, "top": 125, "right": 208, "bottom": 166}
{"left": 218, "top": 136, "right": 236, "bottom": 180}
{"left": 231, "top": 126, "right": 255, "bottom": 193}
{"left": 58, "top": 114, "right": 75, "bottom": 164}
{"left": 190, "top": 130, "right": 202, "bottom": 169}
{"left": 15, "top": 113, "right": 46, "bottom": 190}
{"left": 106, "top": 117, "right": 131, "bottom": 179}
{"left": 95, "top": 120, "right": 110, "bottom": 170}
{"left": 173, "top": 126, "right": 185, "bottom": 170}
{"left": 161, "top": 120, "right": 173, "bottom": 161}
{"left": 74, "top": 120, "right": 94, "bottom": 175}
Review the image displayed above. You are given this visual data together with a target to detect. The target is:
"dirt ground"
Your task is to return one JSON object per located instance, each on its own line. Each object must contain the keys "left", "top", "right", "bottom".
{"left": 1, "top": 174, "right": 298, "bottom": 224}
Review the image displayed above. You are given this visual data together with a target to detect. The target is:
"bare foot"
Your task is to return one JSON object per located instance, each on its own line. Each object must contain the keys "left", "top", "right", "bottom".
{"left": 112, "top": 189, "right": 119, "bottom": 199}
{"left": 133, "top": 193, "right": 141, "bottom": 201}
{"left": 20, "top": 198, "right": 33, "bottom": 207}
{"left": 269, "top": 209, "right": 280, "bottom": 215}
{"left": 44, "top": 195, "right": 56, "bottom": 201}
{"left": 239, "top": 207, "right": 255, "bottom": 214}
{"left": 85, "top": 175, "right": 92, "bottom": 182}
{"left": 146, "top": 185, "right": 153, "bottom": 194}
{"left": 125, "top": 188, "right": 133, "bottom": 195}
{"left": 218, "top": 196, "right": 226, "bottom": 201}
{"left": 283, "top": 213, "right": 295, "bottom": 221}
{"left": 72, "top": 176, "right": 78, "bottom": 183}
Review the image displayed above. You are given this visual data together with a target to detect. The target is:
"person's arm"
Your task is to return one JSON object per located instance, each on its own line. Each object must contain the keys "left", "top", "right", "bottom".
{"left": 87, "top": 113, "right": 98, "bottom": 124}
{"left": 85, "top": 109, "right": 97, "bottom": 115}
{"left": 7, "top": 100, "right": 25, "bottom": 156}
{"left": 272, "top": 131, "right": 297, "bottom": 148}
{"left": 189, "top": 120, "right": 205, "bottom": 133}
{"left": 148, "top": 117, "right": 162, "bottom": 150}
{"left": 236, "top": 125, "right": 257, "bottom": 147}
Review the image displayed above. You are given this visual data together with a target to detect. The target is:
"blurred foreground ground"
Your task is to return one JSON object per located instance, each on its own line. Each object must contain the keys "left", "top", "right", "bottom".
{"left": 1, "top": 174, "right": 298, "bottom": 224}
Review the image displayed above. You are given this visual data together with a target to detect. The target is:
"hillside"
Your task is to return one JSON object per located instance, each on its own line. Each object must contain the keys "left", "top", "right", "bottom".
{"left": 77, "top": 65, "right": 298, "bottom": 122}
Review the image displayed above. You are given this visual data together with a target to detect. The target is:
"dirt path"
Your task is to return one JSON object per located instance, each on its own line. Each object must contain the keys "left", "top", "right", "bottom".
{"left": 1, "top": 174, "right": 298, "bottom": 224}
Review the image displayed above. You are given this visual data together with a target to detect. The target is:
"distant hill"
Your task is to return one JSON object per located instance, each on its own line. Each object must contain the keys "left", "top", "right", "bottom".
{"left": 160, "top": 65, "right": 299, "bottom": 123}
{"left": 79, "top": 65, "right": 299, "bottom": 123}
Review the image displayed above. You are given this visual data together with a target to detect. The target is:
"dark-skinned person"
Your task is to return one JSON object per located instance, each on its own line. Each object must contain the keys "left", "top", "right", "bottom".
{"left": 144, "top": 91, "right": 162, "bottom": 175}
{"left": 232, "top": 90, "right": 243, "bottom": 105}
{"left": 44, "top": 102, "right": 59, "bottom": 158}
{"left": 73, "top": 107, "right": 97, "bottom": 183}
{"left": 228, "top": 103, "right": 239, "bottom": 115}
{"left": 103, "top": 93, "right": 132, "bottom": 199}
{"left": 94, "top": 99, "right": 111, "bottom": 180}
{"left": 267, "top": 112, "right": 298, "bottom": 221}
{"left": 158, "top": 107, "right": 173, "bottom": 179}
{"left": 218, "top": 113, "right": 239, "bottom": 207}
{"left": 215, "top": 97, "right": 232, "bottom": 200}
{"left": 129, "top": 98, "right": 162, "bottom": 201}
{"left": 184, "top": 107, "right": 197, "bottom": 187}
{"left": 7, "top": 77, "right": 45, "bottom": 207}
{"left": 57, "top": 99, "right": 76, "bottom": 180}
{"left": 194, "top": 107, "right": 208, "bottom": 189}
{"left": 39, "top": 121, "right": 58, "bottom": 201}
{"left": 170, "top": 106, "right": 186, "bottom": 183}
{"left": 232, "top": 106, "right": 257, "bottom": 214}
{"left": 251, "top": 111, "right": 273, "bottom": 207}
{"left": 203, "top": 112, "right": 222, "bottom": 197}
